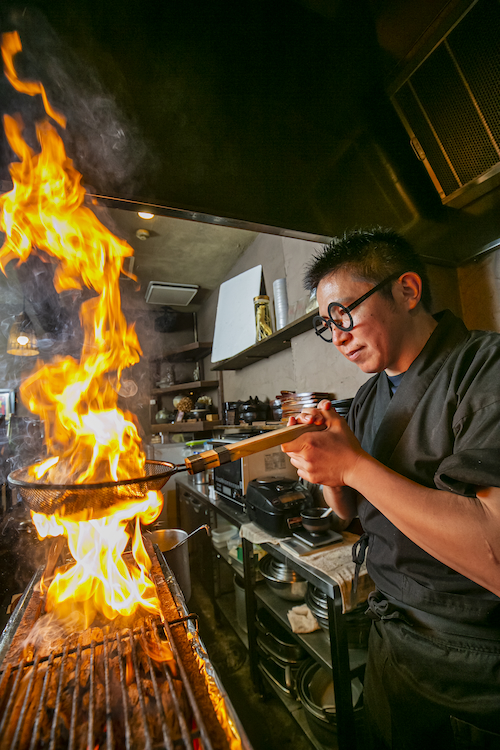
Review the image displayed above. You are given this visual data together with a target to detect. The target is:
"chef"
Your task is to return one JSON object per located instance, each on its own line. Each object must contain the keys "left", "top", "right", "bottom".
{"left": 281, "top": 227, "right": 500, "bottom": 750}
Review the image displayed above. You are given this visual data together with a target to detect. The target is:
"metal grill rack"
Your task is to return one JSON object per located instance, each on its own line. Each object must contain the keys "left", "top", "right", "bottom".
{"left": 0, "top": 615, "right": 213, "bottom": 750}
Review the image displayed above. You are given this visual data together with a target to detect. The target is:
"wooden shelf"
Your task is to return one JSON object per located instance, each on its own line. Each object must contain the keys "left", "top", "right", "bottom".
{"left": 151, "top": 420, "right": 222, "bottom": 433}
{"left": 152, "top": 341, "right": 213, "bottom": 363}
{"left": 151, "top": 380, "right": 219, "bottom": 395}
{"left": 211, "top": 309, "right": 318, "bottom": 371}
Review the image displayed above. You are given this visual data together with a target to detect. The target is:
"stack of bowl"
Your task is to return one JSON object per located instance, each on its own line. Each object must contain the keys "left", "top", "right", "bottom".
{"left": 259, "top": 554, "right": 308, "bottom": 601}
{"left": 280, "top": 392, "right": 335, "bottom": 423}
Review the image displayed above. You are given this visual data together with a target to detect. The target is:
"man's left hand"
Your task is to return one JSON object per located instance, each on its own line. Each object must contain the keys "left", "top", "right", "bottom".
{"left": 281, "top": 399, "right": 365, "bottom": 487}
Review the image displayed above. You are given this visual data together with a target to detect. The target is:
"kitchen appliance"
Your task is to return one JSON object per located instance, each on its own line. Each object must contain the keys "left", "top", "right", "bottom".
{"left": 246, "top": 476, "right": 314, "bottom": 537}
{"left": 210, "top": 432, "right": 298, "bottom": 507}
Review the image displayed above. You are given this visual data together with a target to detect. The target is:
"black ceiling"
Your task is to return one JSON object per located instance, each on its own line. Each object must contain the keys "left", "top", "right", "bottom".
{"left": 1, "top": 0, "right": 435, "bottom": 234}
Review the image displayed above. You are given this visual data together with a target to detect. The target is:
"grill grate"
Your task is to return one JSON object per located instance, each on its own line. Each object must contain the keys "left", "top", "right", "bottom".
{"left": 0, "top": 616, "right": 212, "bottom": 750}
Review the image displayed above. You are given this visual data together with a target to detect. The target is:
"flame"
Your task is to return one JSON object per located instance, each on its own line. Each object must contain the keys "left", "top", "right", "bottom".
{"left": 32, "top": 490, "right": 163, "bottom": 626}
{"left": 0, "top": 31, "right": 164, "bottom": 623}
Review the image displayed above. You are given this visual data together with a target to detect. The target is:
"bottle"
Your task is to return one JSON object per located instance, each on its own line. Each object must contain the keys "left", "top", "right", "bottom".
{"left": 254, "top": 295, "right": 273, "bottom": 341}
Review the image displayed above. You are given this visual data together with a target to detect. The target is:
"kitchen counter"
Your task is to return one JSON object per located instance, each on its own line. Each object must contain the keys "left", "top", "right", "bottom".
{"left": 175, "top": 474, "right": 370, "bottom": 603}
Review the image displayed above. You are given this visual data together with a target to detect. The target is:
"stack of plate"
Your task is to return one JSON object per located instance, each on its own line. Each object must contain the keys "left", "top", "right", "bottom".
{"left": 305, "top": 585, "right": 329, "bottom": 631}
{"left": 280, "top": 392, "right": 334, "bottom": 422}
{"left": 306, "top": 585, "right": 372, "bottom": 646}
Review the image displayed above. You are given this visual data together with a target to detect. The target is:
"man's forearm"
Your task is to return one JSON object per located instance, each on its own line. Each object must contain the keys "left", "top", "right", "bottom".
{"left": 346, "top": 454, "right": 500, "bottom": 597}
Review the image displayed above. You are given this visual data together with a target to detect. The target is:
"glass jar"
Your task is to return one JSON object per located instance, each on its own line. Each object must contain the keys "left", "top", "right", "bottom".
{"left": 254, "top": 295, "right": 273, "bottom": 341}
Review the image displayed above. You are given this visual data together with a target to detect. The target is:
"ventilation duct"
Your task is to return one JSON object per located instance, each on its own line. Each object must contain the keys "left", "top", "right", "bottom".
{"left": 389, "top": 0, "right": 500, "bottom": 208}
{"left": 144, "top": 281, "right": 199, "bottom": 306}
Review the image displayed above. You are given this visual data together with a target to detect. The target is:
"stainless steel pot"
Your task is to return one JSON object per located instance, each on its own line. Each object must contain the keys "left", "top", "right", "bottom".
{"left": 259, "top": 554, "right": 307, "bottom": 601}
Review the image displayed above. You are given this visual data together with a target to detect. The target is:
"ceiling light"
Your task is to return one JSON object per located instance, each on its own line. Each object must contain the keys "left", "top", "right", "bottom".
{"left": 7, "top": 311, "right": 39, "bottom": 356}
{"left": 138, "top": 211, "right": 154, "bottom": 220}
{"left": 145, "top": 281, "right": 199, "bottom": 306}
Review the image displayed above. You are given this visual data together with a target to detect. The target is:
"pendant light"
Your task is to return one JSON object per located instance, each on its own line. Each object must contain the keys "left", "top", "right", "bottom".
{"left": 7, "top": 310, "right": 39, "bottom": 356}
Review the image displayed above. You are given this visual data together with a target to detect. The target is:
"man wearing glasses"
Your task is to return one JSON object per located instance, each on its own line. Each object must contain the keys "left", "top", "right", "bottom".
{"left": 282, "top": 228, "right": 500, "bottom": 749}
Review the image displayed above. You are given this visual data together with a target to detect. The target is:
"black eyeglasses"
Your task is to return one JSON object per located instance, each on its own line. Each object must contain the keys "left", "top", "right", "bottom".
{"left": 313, "top": 271, "right": 403, "bottom": 341}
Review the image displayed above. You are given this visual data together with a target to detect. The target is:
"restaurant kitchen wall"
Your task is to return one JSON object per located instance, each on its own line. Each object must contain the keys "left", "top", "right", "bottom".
{"left": 197, "top": 233, "right": 463, "bottom": 405}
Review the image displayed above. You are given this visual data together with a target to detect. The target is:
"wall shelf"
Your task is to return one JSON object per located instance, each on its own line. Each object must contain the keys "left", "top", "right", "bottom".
{"left": 151, "top": 420, "right": 222, "bottom": 433}
{"left": 150, "top": 340, "right": 223, "bottom": 431}
{"left": 151, "top": 379, "right": 219, "bottom": 396}
{"left": 151, "top": 341, "right": 213, "bottom": 364}
{"left": 211, "top": 309, "right": 318, "bottom": 371}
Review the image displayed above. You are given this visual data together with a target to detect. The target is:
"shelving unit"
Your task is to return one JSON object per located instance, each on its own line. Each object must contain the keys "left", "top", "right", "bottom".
{"left": 150, "top": 341, "right": 222, "bottom": 433}
{"left": 211, "top": 308, "right": 318, "bottom": 371}
{"left": 175, "top": 475, "right": 368, "bottom": 750}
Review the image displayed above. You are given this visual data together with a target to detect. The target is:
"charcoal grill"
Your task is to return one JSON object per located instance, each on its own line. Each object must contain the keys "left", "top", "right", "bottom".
{"left": 0, "top": 538, "right": 249, "bottom": 750}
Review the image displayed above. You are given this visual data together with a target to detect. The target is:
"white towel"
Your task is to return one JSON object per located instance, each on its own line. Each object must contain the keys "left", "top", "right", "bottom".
{"left": 287, "top": 604, "right": 321, "bottom": 633}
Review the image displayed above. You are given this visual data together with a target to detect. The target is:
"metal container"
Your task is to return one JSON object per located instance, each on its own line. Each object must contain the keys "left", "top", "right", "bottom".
{"left": 259, "top": 554, "right": 307, "bottom": 601}
{"left": 149, "top": 528, "right": 191, "bottom": 602}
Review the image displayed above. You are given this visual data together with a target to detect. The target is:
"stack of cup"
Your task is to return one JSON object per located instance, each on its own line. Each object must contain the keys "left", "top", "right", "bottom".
{"left": 273, "top": 277, "right": 289, "bottom": 330}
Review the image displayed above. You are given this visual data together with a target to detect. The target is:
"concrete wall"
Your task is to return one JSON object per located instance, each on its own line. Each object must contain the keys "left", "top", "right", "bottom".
{"left": 197, "top": 234, "right": 465, "bottom": 408}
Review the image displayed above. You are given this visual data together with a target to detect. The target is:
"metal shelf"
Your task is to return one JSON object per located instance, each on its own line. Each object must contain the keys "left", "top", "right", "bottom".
{"left": 255, "top": 584, "right": 367, "bottom": 675}
{"left": 211, "top": 309, "right": 318, "bottom": 371}
{"left": 258, "top": 665, "right": 331, "bottom": 750}
{"left": 151, "top": 421, "right": 222, "bottom": 433}
{"left": 151, "top": 342, "right": 213, "bottom": 363}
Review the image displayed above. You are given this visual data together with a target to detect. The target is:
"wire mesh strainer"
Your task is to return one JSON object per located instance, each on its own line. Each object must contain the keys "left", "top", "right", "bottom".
{"left": 8, "top": 460, "right": 183, "bottom": 517}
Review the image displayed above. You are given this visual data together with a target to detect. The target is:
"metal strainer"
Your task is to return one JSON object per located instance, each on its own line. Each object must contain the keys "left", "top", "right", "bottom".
{"left": 8, "top": 460, "right": 185, "bottom": 517}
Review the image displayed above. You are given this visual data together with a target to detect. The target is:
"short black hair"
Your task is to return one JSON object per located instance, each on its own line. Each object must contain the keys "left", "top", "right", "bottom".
{"left": 304, "top": 227, "right": 432, "bottom": 312}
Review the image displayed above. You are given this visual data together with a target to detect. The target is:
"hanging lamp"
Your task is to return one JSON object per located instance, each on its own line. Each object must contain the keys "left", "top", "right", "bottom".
{"left": 7, "top": 310, "right": 39, "bottom": 356}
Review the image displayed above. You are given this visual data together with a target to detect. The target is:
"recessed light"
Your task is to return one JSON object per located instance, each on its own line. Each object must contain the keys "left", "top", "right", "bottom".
{"left": 138, "top": 211, "right": 154, "bottom": 220}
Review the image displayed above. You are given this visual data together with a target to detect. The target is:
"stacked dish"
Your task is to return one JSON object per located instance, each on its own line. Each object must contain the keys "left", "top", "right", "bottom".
{"left": 280, "top": 392, "right": 334, "bottom": 422}
{"left": 259, "top": 554, "right": 308, "bottom": 601}
{"left": 306, "top": 585, "right": 372, "bottom": 647}
{"left": 305, "top": 584, "right": 330, "bottom": 631}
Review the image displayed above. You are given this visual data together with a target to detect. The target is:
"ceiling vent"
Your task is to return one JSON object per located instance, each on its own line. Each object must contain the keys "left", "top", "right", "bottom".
{"left": 145, "top": 281, "right": 199, "bottom": 306}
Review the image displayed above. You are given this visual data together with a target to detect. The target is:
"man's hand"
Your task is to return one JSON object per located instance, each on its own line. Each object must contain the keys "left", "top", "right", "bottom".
{"left": 281, "top": 399, "right": 365, "bottom": 488}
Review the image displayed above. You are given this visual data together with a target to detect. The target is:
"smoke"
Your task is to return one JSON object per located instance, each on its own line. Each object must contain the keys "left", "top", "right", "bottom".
{"left": 0, "top": 4, "right": 152, "bottom": 196}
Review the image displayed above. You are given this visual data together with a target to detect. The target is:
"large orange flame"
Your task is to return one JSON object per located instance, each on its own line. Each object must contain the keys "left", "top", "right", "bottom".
{"left": 0, "top": 31, "right": 163, "bottom": 622}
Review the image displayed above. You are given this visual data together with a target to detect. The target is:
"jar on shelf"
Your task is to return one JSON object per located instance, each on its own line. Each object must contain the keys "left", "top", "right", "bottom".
{"left": 254, "top": 295, "right": 273, "bottom": 341}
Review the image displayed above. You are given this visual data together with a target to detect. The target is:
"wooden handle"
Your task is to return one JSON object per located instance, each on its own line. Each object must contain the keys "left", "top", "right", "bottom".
{"left": 185, "top": 422, "right": 326, "bottom": 474}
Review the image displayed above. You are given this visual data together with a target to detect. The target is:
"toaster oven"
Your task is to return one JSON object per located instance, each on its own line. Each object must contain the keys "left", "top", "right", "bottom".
{"left": 210, "top": 434, "right": 298, "bottom": 504}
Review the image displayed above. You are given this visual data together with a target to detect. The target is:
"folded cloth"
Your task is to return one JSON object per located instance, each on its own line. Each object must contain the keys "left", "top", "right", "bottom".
{"left": 287, "top": 604, "right": 321, "bottom": 633}
{"left": 280, "top": 532, "right": 375, "bottom": 613}
{"left": 239, "top": 521, "right": 281, "bottom": 546}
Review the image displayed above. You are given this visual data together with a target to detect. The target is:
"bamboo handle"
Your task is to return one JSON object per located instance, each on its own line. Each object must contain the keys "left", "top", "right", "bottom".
{"left": 185, "top": 422, "right": 326, "bottom": 474}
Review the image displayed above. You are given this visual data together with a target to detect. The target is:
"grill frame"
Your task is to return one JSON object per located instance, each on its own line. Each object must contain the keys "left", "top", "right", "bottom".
{"left": 0, "top": 539, "right": 249, "bottom": 750}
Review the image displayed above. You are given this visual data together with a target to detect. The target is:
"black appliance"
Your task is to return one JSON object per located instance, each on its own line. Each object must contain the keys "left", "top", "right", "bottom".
{"left": 246, "top": 476, "right": 314, "bottom": 537}
{"left": 211, "top": 430, "right": 297, "bottom": 508}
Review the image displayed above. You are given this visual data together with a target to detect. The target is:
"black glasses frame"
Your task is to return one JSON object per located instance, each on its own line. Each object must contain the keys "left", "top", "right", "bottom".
{"left": 313, "top": 270, "right": 403, "bottom": 339}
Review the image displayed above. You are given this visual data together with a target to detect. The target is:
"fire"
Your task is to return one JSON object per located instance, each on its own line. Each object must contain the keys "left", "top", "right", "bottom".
{"left": 0, "top": 31, "right": 164, "bottom": 622}
{"left": 32, "top": 491, "right": 162, "bottom": 627}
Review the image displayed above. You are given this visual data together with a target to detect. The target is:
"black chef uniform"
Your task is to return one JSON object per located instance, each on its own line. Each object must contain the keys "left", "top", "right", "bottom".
{"left": 348, "top": 310, "right": 500, "bottom": 749}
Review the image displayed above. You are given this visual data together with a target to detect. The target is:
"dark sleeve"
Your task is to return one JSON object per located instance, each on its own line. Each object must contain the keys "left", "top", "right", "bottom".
{"left": 434, "top": 399, "right": 500, "bottom": 496}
